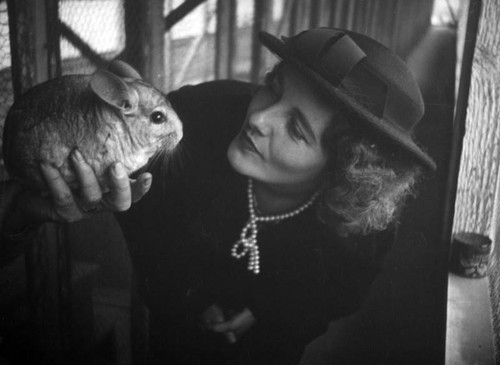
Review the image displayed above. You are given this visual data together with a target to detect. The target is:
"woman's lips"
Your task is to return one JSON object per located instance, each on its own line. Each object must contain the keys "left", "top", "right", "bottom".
{"left": 242, "top": 131, "right": 262, "bottom": 157}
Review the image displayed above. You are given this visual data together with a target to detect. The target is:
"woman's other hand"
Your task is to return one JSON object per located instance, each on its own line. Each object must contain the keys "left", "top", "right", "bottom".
{"left": 201, "top": 304, "right": 256, "bottom": 344}
{"left": 6, "top": 149, "right": 152, "bottom": 229}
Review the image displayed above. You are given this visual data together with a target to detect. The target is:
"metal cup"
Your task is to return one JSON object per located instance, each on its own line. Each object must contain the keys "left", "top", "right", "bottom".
{"left": 450, "top": 232, "right": 492, "bottom": 278}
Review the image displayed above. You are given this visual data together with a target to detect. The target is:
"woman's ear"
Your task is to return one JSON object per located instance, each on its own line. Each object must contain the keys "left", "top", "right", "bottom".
{"left": 90, "top": 70, "right": 139, "bottom": 114}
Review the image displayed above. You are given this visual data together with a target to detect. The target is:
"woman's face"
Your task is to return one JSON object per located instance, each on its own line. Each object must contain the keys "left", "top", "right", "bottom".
{"left": 227, "top": 64, "right": 334, "bottom": 192}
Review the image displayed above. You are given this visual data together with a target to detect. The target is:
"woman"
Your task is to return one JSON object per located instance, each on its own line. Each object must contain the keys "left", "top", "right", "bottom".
{"left": 1, "top": 28, "right": 435, "bottom": 364}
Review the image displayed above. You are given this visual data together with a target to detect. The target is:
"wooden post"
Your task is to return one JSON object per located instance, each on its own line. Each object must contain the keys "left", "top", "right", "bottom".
{"left": 294, "top": 0, "right": 312, "bottom": 32}
{"left": 308, "top": 0, "right": 322, "bottom": 28}
{"left": 7, "top": 1, "right": 71, "bottom": 361}
{"left": 452, "top": 0, "right": 497, "bottom": 235}
{"left": 331, "top": 0, "right": 347, "bottom": 29}
{"left": 44, "top": 0, "right": 61, "bottom": 79}
{"left": 123, "top": 0, "right": 165, "bottom": 89}
{"left": 215, "top": 0, "right": 236, "bottom": 79}
{"left": 7, "top": 0, "right": 45, "bottom": 96}
{"left": 251, "top": 0, "right": 273, "bottom": 83}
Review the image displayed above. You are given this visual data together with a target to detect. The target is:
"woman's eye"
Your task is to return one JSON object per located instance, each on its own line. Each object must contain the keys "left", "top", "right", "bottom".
{"left": 289, "top": 120, "right": 306, "bottom": 142}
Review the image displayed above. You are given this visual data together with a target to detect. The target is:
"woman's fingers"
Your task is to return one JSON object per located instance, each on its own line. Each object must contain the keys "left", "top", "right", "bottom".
{"left": 40, "top": 163, "right": 83, "bottom": 222}
{"left": 36, "top": 155, "right": 148, "bottom": 222}
{"left": 131, "top": 173, "right": 153, "bottom": 203}
{"left": 201, "top": 304, "right": 237, "bottom": 343}
{"left": 202, "top": 304, "right": 226, "bottom": 325}
{"left": 102, "top": 162, "right": 131, "bottom": 211}
{"left": 224, "top": 331, "right": 237, "bottom": 344}
{"left": 211, "top": 308, "right": 255, "bottom": 343}
{"left": 71, "top": 150, "right": 102, "bottom": 210}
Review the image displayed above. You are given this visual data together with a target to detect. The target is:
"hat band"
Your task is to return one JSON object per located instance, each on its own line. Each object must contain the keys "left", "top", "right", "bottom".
{"left": 287, "top": 31, "right": 390, "bottom": 120}
{"left": 319, "top": 34, "right": 367, "bottom": 87}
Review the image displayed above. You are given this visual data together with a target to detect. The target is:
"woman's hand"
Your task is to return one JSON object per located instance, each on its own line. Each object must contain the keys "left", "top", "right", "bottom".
{"left": 201, "top": 304, "right": 256, "bottom": 344}
{"left": 6, "top": 149, "right": 152, "bottom": 230}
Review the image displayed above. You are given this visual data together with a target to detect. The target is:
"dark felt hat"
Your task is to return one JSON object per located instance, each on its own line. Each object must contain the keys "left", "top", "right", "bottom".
{"left": 259, "top": 28, "right": 436, "bottom": 170}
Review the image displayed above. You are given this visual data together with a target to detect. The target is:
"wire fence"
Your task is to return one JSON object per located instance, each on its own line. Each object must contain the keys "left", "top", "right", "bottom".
{"left": 0, "top": 1, "right": 13, "bottom": 180}
{"left": 59, "top": 0, "right": 126, "bottom": 75}
{"left": 57, "top": 0, "right": 257, "bottom": 88}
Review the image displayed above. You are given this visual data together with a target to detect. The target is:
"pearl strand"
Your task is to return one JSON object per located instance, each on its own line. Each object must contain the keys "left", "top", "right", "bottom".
{"left": 231, "top": 178, "right": 320, "bottom": 274}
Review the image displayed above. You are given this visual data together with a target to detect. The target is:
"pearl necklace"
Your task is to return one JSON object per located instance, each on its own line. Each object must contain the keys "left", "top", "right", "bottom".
{"left": 231, "top": 178, "right": 320, "bottom": 274}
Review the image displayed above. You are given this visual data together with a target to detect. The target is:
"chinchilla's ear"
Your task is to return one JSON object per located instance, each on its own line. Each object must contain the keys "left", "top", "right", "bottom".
{"left": 90, "top": 69, "right": 139, "bottom": 114}
{"left": 107, "top": 60, "right": 142, "bottom": 80}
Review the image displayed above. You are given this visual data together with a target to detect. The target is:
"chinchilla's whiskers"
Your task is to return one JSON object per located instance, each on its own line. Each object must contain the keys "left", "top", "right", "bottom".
{"left": 141, "top": 135, "right": 183, "bottom": 175}
{"left": 142, "top": 147, "right": 164, "bottom": 173}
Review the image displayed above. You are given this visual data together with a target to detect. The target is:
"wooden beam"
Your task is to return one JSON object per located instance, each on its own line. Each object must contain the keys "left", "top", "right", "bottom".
{"left": 147, "top": 0, "right": 167, "bottom": 89}
{"left": 215, "top": 0, "right": 236, "bottom": 79}
{"left": 331, "top": 0, "right": 348, "bottom": 29}
{"left": 44, "top": 0, "right": 61, "bottom": 79}
{"left": 309, "top": 0, "right": 322, "bottom": 28}
{"left": 7, "top": 0, "right": 44, "bottom": 96}
{"left": 275, "top": 0, "right": 295, "bottom": 36}
{"left": 58, "top": 20, "right": 108, "bottom": 70}
{"left": 288, "top": 0, "right": 298, "bottom": 35}
{"left": 295, "top": 0, "right": 311, "bottom": 32}
{"left": 165, "top": 0, "right": 207, "bottom": 31}
{"left": 124, "top": 0, "right": 165, "bottom": 88}
{"left": 251, "top": 0, "right": 273, "bottom": 83}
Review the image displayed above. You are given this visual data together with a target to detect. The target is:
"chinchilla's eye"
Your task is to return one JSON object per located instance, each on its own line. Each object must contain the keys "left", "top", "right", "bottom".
{"left": 150, "top": 111, "right": 167, "bottom": 124}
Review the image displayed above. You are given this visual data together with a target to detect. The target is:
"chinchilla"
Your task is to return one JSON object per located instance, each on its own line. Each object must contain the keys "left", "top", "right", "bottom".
{"left": 2, "top": 60, "right": 183, "bottom": 190}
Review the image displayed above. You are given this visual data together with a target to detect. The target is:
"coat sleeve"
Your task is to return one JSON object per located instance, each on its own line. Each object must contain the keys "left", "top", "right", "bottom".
{"left": 300, "top": 231, "right": 439, "bottom": 365}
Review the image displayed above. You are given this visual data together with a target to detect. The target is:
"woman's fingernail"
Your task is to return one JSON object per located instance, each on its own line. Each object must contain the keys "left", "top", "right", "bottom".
{"left": 40, "top": 162, "right": 55, "bottom": 172}
{"left": 72, "top": 149, "right": 84, "bottom": 163}
{"left": 113, "top": 163, "right": 126, "bottom": 177}
{"left": 142, "top": 175, "right": 152, "bottom": 188}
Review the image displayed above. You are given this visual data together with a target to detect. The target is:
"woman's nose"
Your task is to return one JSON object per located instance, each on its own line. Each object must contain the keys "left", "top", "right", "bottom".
{"left": 247, "top": 104, "right": 281, "bottom": 136}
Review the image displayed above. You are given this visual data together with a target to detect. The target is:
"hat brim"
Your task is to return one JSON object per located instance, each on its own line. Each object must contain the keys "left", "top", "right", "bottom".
{"left": 259, "top": 31, "right": 436, "bottom": 171}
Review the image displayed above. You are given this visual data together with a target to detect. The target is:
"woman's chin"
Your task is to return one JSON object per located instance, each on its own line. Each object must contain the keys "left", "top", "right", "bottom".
{"left": 228, "top": 143, "right": 257, "bottom": 178}
{"left": 228, "top": 147, "right": 248, "bottom": 174}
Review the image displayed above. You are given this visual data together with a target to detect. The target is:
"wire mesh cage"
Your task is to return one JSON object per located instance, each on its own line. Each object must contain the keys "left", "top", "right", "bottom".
{"left": 58, "top": 0, "right": 224, "bottom": 89}
{"left": 56, "top": 0, "right": 290, "bottom": 90}
{"left": 0, "top": 1, "right": 13, "bottom": 180}
{"left": 59, "top": 0, "right": 126, "bottom": 75}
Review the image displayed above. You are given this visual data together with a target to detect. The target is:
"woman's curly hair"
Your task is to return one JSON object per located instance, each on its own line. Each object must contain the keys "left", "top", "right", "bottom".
{"left": 317, "top": 106, "right": 422, "bottom": 237}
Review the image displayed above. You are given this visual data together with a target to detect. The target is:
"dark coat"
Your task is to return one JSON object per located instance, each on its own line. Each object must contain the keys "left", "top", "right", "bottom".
{"left": 117, "top": 80, "right": 386, "bottom": 364}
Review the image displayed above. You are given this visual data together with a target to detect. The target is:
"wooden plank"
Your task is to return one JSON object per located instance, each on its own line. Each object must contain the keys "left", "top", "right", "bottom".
{"left": 446, "top": 273, "right": 495, "bottom": 364}
{"left": 251, "top": 0, "right": 273, "bottom": 83}
{"left": 288, "top": 0, "right": 298, "bottom": 36}
{"left": 7, "top": 0, "right": 44, "bottom": 96}
{"left": 331, "top": 0, "right": 347, "bottom": 28}
{"left": 318, "top": 0, "right": 333, "bottom": 27}
{"left": 344, "top": 0, "right": 356, "bottom": 30}
{"left": 308, "top": 0, "right": 321, "bottom": 28}
{"left": 164, "top": 0, "right": 174, "bottom": 91}
{"left": 6, "top": 1, "right": 72, "bottom": 362}
{"left": 123, "top": 0, "right": 165, "bottom": 89}
{"left": 274, "top": 0, "right": 294, "bottom": 36}
{"left": 148, "top": 0, "right": 166, "bottom": 89}
{"left": 215, "top": 0, "right": 236, "bottom": 79}
{"left": 296, "top": 0, "right": 312, "bottom": 32}
{"left": 44, "top": 0, "right": 61, "bottom": 79}
{"left": 164, "top": 0, "right": 207, "bottom": 31}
